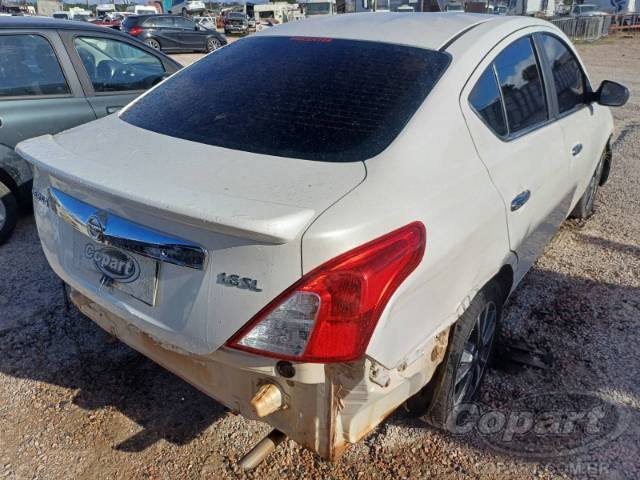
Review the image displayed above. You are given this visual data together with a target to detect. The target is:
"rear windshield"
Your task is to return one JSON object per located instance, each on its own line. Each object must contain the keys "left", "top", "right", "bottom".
{"left": 121, "top": 36, "right": 450, "bottom": 162}
{"left": 121, "top": 16, "right": 139, "bottom": 28}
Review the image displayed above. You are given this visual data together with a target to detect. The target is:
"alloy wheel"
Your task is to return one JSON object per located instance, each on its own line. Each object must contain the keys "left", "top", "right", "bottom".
{"left": 453, "top": 301, "right": 497, "bottom": 406}
{"left": 145, "top": 39, "right": 160, "bottom": 50}
{"left": 585, "top": 160, "right": 604, "bottom": 213}
{"left": 207, "top": 38, "right": 221, "bottom": 52}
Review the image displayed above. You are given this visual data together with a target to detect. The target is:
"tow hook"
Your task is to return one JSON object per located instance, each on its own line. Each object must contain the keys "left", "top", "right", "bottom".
{"left": 238, "top": 429, "right": 287, "bottom": 470}
{"left": 250, "top": 383, "right": 285, "bottom": 418}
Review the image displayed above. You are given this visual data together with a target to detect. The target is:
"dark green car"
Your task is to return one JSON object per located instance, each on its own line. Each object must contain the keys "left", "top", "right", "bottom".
{"left": 0, "top": 16, "right": 181, "bottom": 244}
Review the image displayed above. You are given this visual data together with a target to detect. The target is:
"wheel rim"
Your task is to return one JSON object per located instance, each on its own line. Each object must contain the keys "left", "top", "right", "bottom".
{"left": 208, "top": 38, "right": 221, "bottom": 51}
{"left": 146, "top": 39, "right": 159, "bottom": 49}
{"left": 585, "top": 161, "right": 603, "bottom": 213}
{"left": 0, "top": 200, "right": 6, "bottom": 230}
{"left": 453, "top": 301, "right": 497, "bottom": 406}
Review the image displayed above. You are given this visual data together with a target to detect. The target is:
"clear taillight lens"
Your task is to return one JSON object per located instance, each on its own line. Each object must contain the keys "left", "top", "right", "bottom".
{"left": 236, "top": 292, "right": 320, "bottom": 356}
{"left": 227, "top": 222, "right": 426, "bottom": 363}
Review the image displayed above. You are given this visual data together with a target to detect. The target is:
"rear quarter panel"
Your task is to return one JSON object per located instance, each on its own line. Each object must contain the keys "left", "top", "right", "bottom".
{"left": 301, "top": 83, "right": 513, "bottom": 369}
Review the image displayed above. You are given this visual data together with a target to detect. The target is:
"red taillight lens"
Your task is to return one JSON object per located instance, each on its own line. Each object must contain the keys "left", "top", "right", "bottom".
{"left": 128, "top": 26, "right": 143, "bottom": 36}
{"left": 227, "top": 222, "right": 426, "bottom": 362}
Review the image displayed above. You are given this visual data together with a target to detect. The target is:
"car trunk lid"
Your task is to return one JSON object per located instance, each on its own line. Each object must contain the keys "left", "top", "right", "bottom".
{"left": 18, "top": 115, "right": 366, "bottom": 355}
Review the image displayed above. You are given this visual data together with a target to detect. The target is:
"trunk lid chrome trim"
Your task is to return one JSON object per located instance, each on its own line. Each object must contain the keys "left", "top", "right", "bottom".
{"left": 49, "top": 187, "right": 208, "bottom": 270}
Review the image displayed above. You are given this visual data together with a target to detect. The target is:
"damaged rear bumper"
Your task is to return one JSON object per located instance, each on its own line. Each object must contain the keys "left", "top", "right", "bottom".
{"left": 70, "top": 288, "right": 448, "bottom": 460}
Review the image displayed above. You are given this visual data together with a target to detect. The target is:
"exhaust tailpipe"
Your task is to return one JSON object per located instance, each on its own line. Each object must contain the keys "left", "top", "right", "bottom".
{"left": 238, "top": 429, "right": 287, "bottom": 470}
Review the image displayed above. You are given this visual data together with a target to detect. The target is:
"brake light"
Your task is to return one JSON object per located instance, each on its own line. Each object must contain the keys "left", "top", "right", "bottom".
{"left": 128, "top": 26, "right": 143, "bottom": 36}
{"left": 227, "top": 222, "right": 426, "bottom": 362}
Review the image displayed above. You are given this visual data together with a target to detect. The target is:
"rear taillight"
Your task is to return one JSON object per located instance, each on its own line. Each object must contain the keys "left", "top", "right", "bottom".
{"left": 128, "top": 26, "right": 143, "bottom": 36}
{"left": 227, "top": 222, "right": 426, "bottom": 362}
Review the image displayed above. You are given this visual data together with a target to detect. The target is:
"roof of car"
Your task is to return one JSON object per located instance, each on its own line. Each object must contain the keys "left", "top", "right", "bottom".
{"left": 256, "top": 12, "right": 533, "bottom": 51}
{"left": 0, "top": 15, "right": 123, "bottom": 32}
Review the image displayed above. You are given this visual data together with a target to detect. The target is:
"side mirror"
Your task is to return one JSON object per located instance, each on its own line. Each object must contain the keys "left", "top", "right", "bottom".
{"left": 594, "top": 80, "right": 629, "bottom": 107}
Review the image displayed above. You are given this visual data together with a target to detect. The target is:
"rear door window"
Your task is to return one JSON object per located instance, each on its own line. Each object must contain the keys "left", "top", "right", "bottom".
{"left": 144, "top": 16, "right": 175, "bottom": 28}
{"left": 493, "top": 36, "right": 548, "bottom": 135}
{"left": 120, "top": 36, "right": 451, "bottom": 162}
{"left": 469, "top": 66, "right": 507, "bottom": 137}
{"left": 537, "top": 34, "right": 586, "bottom": 115}
{"left": 174, "top": 17, "right": 196, "bottom": 29}
{"left": 74, "top": 36, "right": 165, "bottom": 93}
{"left": 0, "top": 34, "right": 69, "bottom": 98}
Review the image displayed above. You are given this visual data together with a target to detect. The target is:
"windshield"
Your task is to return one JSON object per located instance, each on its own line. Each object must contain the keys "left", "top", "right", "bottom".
{"left": 376, "top": 0, "right": 390, "bottom": 9}
{"left": 121, "top": 37, "right": 450, "bottom": 162}
{"left": 582, "top": 5, "right": 596, "bottom": 11}
{"left": 52, "top": 13, "right": 68, "bottom": 18}
{"left": 306, "top": 3, "right": 332, "bottom": 15}
{"left": 447, "top": 4, "right": 463, "bottom": 10}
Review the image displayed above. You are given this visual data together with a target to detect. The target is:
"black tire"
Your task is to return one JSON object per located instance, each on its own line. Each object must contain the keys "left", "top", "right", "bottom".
{"left": 0, "top": 180, "right": 19, "bottom": 246}
{"left": 569, "top": 150, "right": 606, "bottom": 219}
{"left": 205, "top": 37, "right": 222, "bottom": 52}
{"left": 406, "top": 282, "right": 503, "bottom": 430}
{"left": 182, "top": 8, "right": 188, "bottom": 17}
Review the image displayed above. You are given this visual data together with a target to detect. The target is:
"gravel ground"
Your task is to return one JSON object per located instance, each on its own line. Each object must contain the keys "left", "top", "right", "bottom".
{"left": 1, "top": 38, "right": 639, "bottom": 480}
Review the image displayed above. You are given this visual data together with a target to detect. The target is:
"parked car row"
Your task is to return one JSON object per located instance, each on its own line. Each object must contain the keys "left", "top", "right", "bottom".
{"left": 0, "top": 16, "right": 181, "bottom": 243}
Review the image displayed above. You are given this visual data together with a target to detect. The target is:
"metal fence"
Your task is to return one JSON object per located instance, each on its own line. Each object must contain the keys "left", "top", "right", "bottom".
{"left": 610, "top": 13, "right": 640, "bottom": 34}
{"left": 550, "top": 15, "right": 614, "bottom": 41}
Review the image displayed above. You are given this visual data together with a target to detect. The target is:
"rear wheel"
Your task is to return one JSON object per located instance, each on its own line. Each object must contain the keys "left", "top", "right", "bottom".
{"left": 405, "top": 282, "right": 503, "bottom": 430}
{"left": 145, "top": 38, "right": 161, "bottom": 50}
{"left": 182, "top": 7, "right": 188, "bottom": 16}
{"left": 0, "top": 180, "right": 18, "bottom": 245}
{"left": 570, "top": 151, "right": 606, "bottom": 219}
{"left": 206, "top": 37, "right": 222, "bottom": 52}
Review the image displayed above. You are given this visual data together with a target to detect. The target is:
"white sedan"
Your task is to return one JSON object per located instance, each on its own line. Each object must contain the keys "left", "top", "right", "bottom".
{"left": 17, "top": 13, "right": 628, "bottom": 465}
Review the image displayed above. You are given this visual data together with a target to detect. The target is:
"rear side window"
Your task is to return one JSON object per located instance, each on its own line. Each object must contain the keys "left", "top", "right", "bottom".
{"left": 145, "top": 16, "right": 175, "bottom": 28}
{"left": 121, "top": 37, "right": 451, "bottom": 162}
{"left": 74, "top": 37, "right": 165, "bottom": 93}
{"left": 537, "top": 34, "right": 586, "bottom": 114}
{"left": 0, "top": 34, "right": 69, "bottom": 98}
{"left": 174, "top": 17, "right": 196, "bottom": 29}
{"left": 494, "top": 36, "right": 548, "bottom": 135}
{"left": 469, "top": 66, "right": 507, "bottom": 137}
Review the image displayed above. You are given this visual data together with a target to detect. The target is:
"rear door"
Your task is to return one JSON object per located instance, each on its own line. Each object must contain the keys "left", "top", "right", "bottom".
{"left": 535, "top": 32, "right": 608, "bottom": 206}
{"left": 0, "top": 30, "right": 96, "bottom": 151}
{"left": 461, "top": 32, "right": 574, "bottom": 282}
{"left": 174, "top": 16, "right": 204, "bottom": 50}
{"left": 60, "top": 31, "right": 177, "bottom": 118}
{"left": 144, "top": 16, "right": 183, "bottom": 50}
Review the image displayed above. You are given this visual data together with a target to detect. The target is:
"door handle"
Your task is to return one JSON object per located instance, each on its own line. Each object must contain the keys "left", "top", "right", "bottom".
{"left": 106, "top": 106, "right": 122, "bottom": 114}
{"left": 571, "top": 143, "right": 583, "bottom": 156}
{"left": 511, "top": 190, "right": 531, "bottom": 212}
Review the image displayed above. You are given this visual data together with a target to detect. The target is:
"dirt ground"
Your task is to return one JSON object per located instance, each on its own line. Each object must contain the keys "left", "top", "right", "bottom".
{"left": 1, "top": 37, "right": 639, "bottom": 480}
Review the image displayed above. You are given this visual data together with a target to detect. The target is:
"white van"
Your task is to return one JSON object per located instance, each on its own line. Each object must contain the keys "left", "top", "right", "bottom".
{"left": 125, "top": 5, "right": 158, "bottom": 15}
